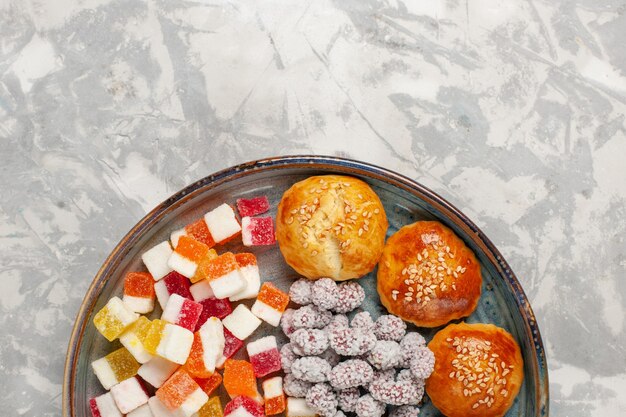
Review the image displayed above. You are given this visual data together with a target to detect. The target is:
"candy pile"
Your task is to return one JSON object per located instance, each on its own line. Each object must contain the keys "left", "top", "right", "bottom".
{"left": 89, "top": 198, "right": 291, "bottom": 417}
{"left": 280, "top": 278, "right": 435, "bottom": 417}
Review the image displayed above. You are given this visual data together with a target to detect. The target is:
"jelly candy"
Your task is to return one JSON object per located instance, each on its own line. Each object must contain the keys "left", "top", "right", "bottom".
{"left": 156, "top": 369, "right": 208, "bottom": 414}
{"left": 93, "top": 296, "right": 139, "bottom": 341}
{"left": 236, "top": 196, "right": 270, "bottom": 217}
{"left": 120, "top": 316, "right": 154, "bottom": 364}
{"left": 205, "top": 252, "right": 246, "bottom": 299}
{"left": 155, "top": 271, "right": 192, "bottom": 310}
{"left": 246, "top": 336, "right": 282, "bottom": 378}
{"left": 222, "top": 305, "right": 262, "bottom": 341}
{"left": 123, "top": 272, "right": 156, "bottom": 313}
{"left": 262, "top": 376, "right": 286, "bottom": 415}
{"left": 229, "top": 253, "right": 260, "bottom": 301}
{"left": 251, "top": 283, "right": 289, "bottom": 327}
{"left": 223, "top": 359, "right": 262, "bottom": 403}
{"left": 204, "top": 204, "right": 241, "bottom": 244}
{"left": 92, "top": 347, "right": 140, "bottom": 390}
{"left": 161, "top": 294, "right": 203, "bottom": 332}
{"left": 168, "top": 236, "right": 212, "bottom": 279}
{"left": 241, "top": 217, "right": 275, "bottom": 246}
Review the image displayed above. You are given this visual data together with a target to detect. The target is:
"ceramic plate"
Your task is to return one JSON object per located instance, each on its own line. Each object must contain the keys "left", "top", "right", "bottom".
{"left": 63, "top": 155, "right": 549, "bottom": 417}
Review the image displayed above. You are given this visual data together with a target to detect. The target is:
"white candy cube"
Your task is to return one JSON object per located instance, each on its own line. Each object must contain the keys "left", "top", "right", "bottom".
{"left": 167, "top": 251, "right": 198, "bottom": 279}
{"left": 138, "top": 357, "right": 179, "bottom": 388}
{"left": 157, "top": 323, "right": 194, "bottom": 364}
{"left": 203, "top": 204, "right": 241, "bottom": 243}
{"left": 92, "top": 357, "right": 119, "bottom": 390}
{"left": 287, "top": 398, "right": 317, "bottom": 417}
{"left": 197, "top": 317, "right": 225, "bottom": 374}
{"left": 91, "top": 392, "right": 123, "bottom": 417}
{"left": 142, "top": 242, "right": 173, "bottom": 281}
{"left": 209, "top": 268, "right": 246, "bottom": 300}
{"left": 262, "top": 376, "right": 283, "bottom": 399}
{"left": 148, "top": 396, "right": 181, "bottom": 417}
{"left": 111, "top": 376, "right": 149, "bottom": 414}
{"left": 222, "top": 305, "right": 262, "bottom": 340}
{"left": 190, "top": 280, "right": 215, "bottom": 302}
{"left": 123, "top": 295, "right": 155, "bottom": 315}
{"left": 251, "top": 300, "right": 282, "bottom": 327}
{"left": 127, "top": 403, "right": 154, "bottom": 417}
{"left": 120, "top": 322, "right": 153, "bottom": 364}
{"left": 247, "top": 335, "right": 278, "bottom": 357}
{"left": 229, "top": 263, "right": 260, "bottom": 301}
{"left": 177, "top": 387, "right": 208, "bottom": 417}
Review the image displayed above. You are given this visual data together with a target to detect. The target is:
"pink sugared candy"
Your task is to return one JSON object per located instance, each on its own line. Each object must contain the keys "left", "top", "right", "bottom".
{"left": 236, "top": 196, "right": 270, "bottom": 217}
{"left": 195, "top": 297, "right": 233, "bottom": 332}
{"left": 241, "top": 217, "right": 275, "bottom": 246}
{"left": 216, "top": 328, "right": 244, "bottom": 368}
{"left": 246, "top": 336, "right": 282, "bottom": 378}
{"left": 155, "top": 271, "right": 192, "bottom": 310}
{"left": 110, "top": 376, "right": 150, "bottom": 414}
{"left": 161, "top": 294, "right": 203, "bottom": 332}
{"left": 90, "top": 392, "right": 123, "bottom": 417}
{"left": 224, "top": 396, "right": 264, "bottom": 417}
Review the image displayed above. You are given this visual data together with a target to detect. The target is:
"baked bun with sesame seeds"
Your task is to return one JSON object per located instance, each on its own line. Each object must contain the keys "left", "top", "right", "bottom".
{"left": 276, "top": 175, "right": 388, "bottom": 281}
{"left": 377, "top": 221, "right": 481, "bottom": 327}
{"left": 425, "top": 322, "right": 524, "bottom": 417}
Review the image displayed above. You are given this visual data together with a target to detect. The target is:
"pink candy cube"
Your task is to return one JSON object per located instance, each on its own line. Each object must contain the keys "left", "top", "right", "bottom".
{"left": 154, "top": 271, "right": 192, "bottom": 310}
{"left": 90, "top": 392, "right": 123, "bottom": 417}
{"left": 246, "top": 336, "right": 282, "bottom": 378}
{"left": 236, "top": 196, "right": 270, "bottom": 217}
{"left": 216, "top": 328, "right": 244, "bottom": 368}
{"left": 241, "top": 217, "right": 275, "bottom": 246}
{"left": 110, "top": 376, "right": 150, "bottom": 414}
{"left": 224, "top": 396, "right": 264, "bottom": 417}
{"left": 194, "top": 297, "right": 233, "bottom": 332}
{"left": 161, "top": 294, "right": 203, "bottom": 332}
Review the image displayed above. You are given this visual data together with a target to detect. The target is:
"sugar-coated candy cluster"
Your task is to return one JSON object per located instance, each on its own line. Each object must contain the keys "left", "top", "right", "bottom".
{"left": 281, "top": 278, "right": 435, "bottom": 417}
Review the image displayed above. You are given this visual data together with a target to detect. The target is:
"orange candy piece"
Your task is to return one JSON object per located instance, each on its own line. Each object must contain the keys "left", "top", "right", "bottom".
{"left": 176, "top": 236, "right": 210, "bottom": 263}
{"left": 191, "top": 249, "right": 219, "bottom": 284}
{"left": 257, "top": 283, "right": 289, "bottom": 312}
{"left": 234, "top": 253, "right": 257, "bottom": 268}
{"left": 265, "top": 396, "right": 286, "bottom": 415}
{"left": 156, "top": 368, "right": 201, "bottom": 409}
{"left": 204, "top": 253, "right": 239, "bottom": 282}
{"left": 186, "top": 219, "right": 216, "bottom": 248}
{"left": 196, "top": 373, "right": 223, "bottom": 397}
{"left": 223, "top": 359, "right": 261, "bottom": 402}
{"left": 124, "top": 272, "right": 155, "bottom": 298}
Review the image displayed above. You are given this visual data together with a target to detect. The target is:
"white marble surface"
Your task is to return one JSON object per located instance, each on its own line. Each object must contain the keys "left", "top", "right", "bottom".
{"left": 1, "top": 0, "right": 625, "bottom": 416}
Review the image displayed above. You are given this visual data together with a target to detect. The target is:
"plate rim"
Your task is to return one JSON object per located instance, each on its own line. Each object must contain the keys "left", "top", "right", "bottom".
{"left": 62, "top": 155, "right": 549, "bottom": 417}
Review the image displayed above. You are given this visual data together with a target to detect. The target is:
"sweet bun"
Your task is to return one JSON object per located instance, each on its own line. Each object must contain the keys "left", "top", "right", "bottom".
{"left": 276, "top": 175, "right": 388, "bottom": 280}
{"left": 426, "top": 322, "right": 524, "bottom": 417}
{"left": 377, "top": 221, "right": 481, "bottom": 327}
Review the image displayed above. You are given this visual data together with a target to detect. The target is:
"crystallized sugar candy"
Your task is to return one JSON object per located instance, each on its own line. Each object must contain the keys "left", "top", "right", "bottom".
{"left": 138, "top": 356, "right": 179, "bottom": 388}
{"left": 337, "top": 388, "right": 360, "bottom": 413}
{"left": 204, "top": 204, "right": 241, "bottom": 244}
{"left": 168, "top": 236, "right": 212, "bottom": 279}
{"left": 367, "top": 341, "right": 402, "bottom": 370}
{"left": 171, "top": 219, "right": 216, "bottom": 249}
{"left": 290, "top": 328, "right": 329, "bottom": 356}
{"left": 120, "top": 316, "right": 154, "bottom": 364}
{"left": 161, "top": 294, "right": 203, "bottom": 332}
{"left": 142, "top": 241, "right": 174, "bottom": 281}
{"left": 92, "top": 347, "right": 140, "bottom": 390}
{"left": 236, "top": 196, "right": 270, "bottom": 218}
{"left": 216, "top": 328, "right": 244, "bottom": 368}
{"left": 110, "top": 376, "right": 150, "bottom": 414}
{"left": 196, "top": 396, "right": 223, "bottom": 417}
{"left": 262, "top": 376, "right": 286, "bottom": 415}
{"left": 148, "top": 396, "right": 178, "bottom": 417}
{"left": 251, "top": 282, "right": 289, "bottom": 326}
{"left": 280, "top": 343, "right": 298, "bottom": 374}
{"left": 241, "top": 217, "right": 275, "bottom": 246}
{"left": 195, "top": 297, "right": 233, "bottom": 331}
{"left": 190, "top": 280, "right": 215, "bottom": 302}
{"left": 223, "top": 359, "right": 262, "bottom": 402}
{"left": 283, "top": 373, "right": 312, "bottom": 397}
{"left": 191, "top": 249, "right": 220, "bottom": 284}
{"left": 94, "top": 296, "right": 139, "bottom": 341}
{"left": 355, "top": 394, "right": 385, "bottom": 417}
{"left": 328, "top": 360, "right": 373, "bottom": 390}
{"left": 373, "top": 315, "right": 406, "bottom": 342}
{"left": 333, "top": 282, "right": 365, "bottom": 314}
{"left": 222, "top": 305, "right": 262, "bottom": 341}
{"left": 156, "top": 369, "right": 208, "bottom": 415}
{"left": 126, "top": 403, "right": 153, "bottom": 417}
{"left": 142, "top": 319, "right": 194, "bottom": 365}
{"left": 204, "top": 252, "right": 246, "bottom": 299}
{"left": 292, "top": 305, "right": 332, "bottom": 329}
{"left": 291, "top": 357, "right": 331, "bottom": 383}
{"left": 123, "top": 272, "right": 156, "bottom": 314}
{"left": 306, "top": 383, "right": 338, "bottom": 417}
{"left": 286, "top": 397, "right": 317, "bottom": 417}
{"left": 224, "top": 396, "right": 264, "bottom": 417}
{"left": 155, "top": 271, "right": 192, "bottom": 310}
{"left": 185, "top": 317, "right": 225, "bottom": 378}
{"left": 229, "top": 253, "right": 261, "bottom": 301}
{"left": 90, "top": 392, "right": 123, "bottom": 417}
{"left": 310, "top": 278, "right": 339, "bottom": 310}
{"left": 246, "top": 335, "right": 282, "bottom": 377}
{"left": 195, "top": 372, "right": 223, "bottom": 397}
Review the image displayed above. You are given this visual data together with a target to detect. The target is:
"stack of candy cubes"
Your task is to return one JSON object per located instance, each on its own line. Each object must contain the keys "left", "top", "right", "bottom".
{"left": 90, "top": 197, "right": 290, "bottom": 417}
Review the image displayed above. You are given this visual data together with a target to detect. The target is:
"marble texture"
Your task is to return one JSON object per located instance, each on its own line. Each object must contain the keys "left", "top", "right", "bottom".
{"left": 0, "top": 0, "right": 625, "bottom": 416}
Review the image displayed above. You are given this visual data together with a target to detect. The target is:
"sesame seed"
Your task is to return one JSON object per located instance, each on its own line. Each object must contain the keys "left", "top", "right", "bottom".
{"left": 374, "top": 208, "right": 380, "bottom": 214}
{"left": 311, "top": 250, "right": 318, "bottom": 256}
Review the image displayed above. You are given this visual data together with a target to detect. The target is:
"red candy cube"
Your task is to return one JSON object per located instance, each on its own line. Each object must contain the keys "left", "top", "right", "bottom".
{"left": 161, "top": 294, "right": 203, "bottom": 332}
{"left": 224, "top": 396, "right": 264, "bottom": 417}
{"left": 241, "top": 217, "right": 275, "bottom": 246}
{"left": 154, "top": 271, "right": 192, "bottom": 310}
{"left": 236, "top": 196, "right": 270, "bottom": 217}
{"left": 246, "top": 336, "right": 282, "bottom": 378}
{"left": 217, "top": 328, "right": 243, "bottom": 368}
{"left": 195, "top": 297, "right": 233, "bottom": 332}
{"left": 195, "top": 372, "right": 223, "bottom": 396}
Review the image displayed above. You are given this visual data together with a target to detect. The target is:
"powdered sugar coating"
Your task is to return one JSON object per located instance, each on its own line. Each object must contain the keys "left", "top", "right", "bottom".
{"left": 284, "top": 373, "right": 313, "bottom": 397}
{"left": 329, "top": 326, "right": 376, "bottom": 356}
{"left": 292, "top": 356, "right": 332, "bottom": 383}
{"left": 409, "top": 346, "right": 435, "bottom": 380}
{"left": 289, "top": 279, "right": 313, "bottom": 305}
{"left": 281, "top": 343, "right": 299, "bottom": 373}
{"left": 290, "top": 328, "right": 329, "bottom": 355}
{"left": 280, "top": 308, "right": 297, "bottom": 336}
{"left": 390, "top": 405, "right": 420, "bottom": 417}
{"left": 367, "top": 341, "right": 402, "bottom": 370}
{"left": 329, "top": 359, "right": 374, "bottom": 389}
{"left": 337, "top": 388, "right": 360, "bottom": 412}
{"left": 311, "top": 278, "right": 340, "bottom": 310}
{"left": 350, "top": 311, "right": 375, "bottom": 331}
{"left": 306, "top": 383, "right": 338, "bottom": 417}
{"left": 369, "top": 377, "right": 424, "bottom": 406}
{"left": 293, "top": 305, "right": 333, "bottom": 329}
{"left": 333, "top": 282, "right": 365, "bottom": 313}
{"left": 374, "top": 315, "right": 407, "bottom": 342}
{"left": 324, "top": 314, "right": 349, "bottom": 333}
{"left": 399, "top": 332, "right": 427, "bottom": 368}
{"left": 355, "top": 394, "right": 385, "bottom": 417}
{"left": 396, "top": 369, "right": 414, "bottom": 382}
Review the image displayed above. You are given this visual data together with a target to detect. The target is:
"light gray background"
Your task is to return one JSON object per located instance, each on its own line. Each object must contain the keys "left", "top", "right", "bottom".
{"left": 1, "top": 0, "right": 625, "bottom": 416}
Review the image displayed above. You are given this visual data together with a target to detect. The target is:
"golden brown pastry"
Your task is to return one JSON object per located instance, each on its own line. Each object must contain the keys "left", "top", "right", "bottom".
{"left": 377, "top": 221, "right": 481, "bottom": 327}
{"left": 426, "top": 322, "right": 524, "bottom": 417}
{"left": 276, "top": 175, "right": 388, "bottom": 280}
